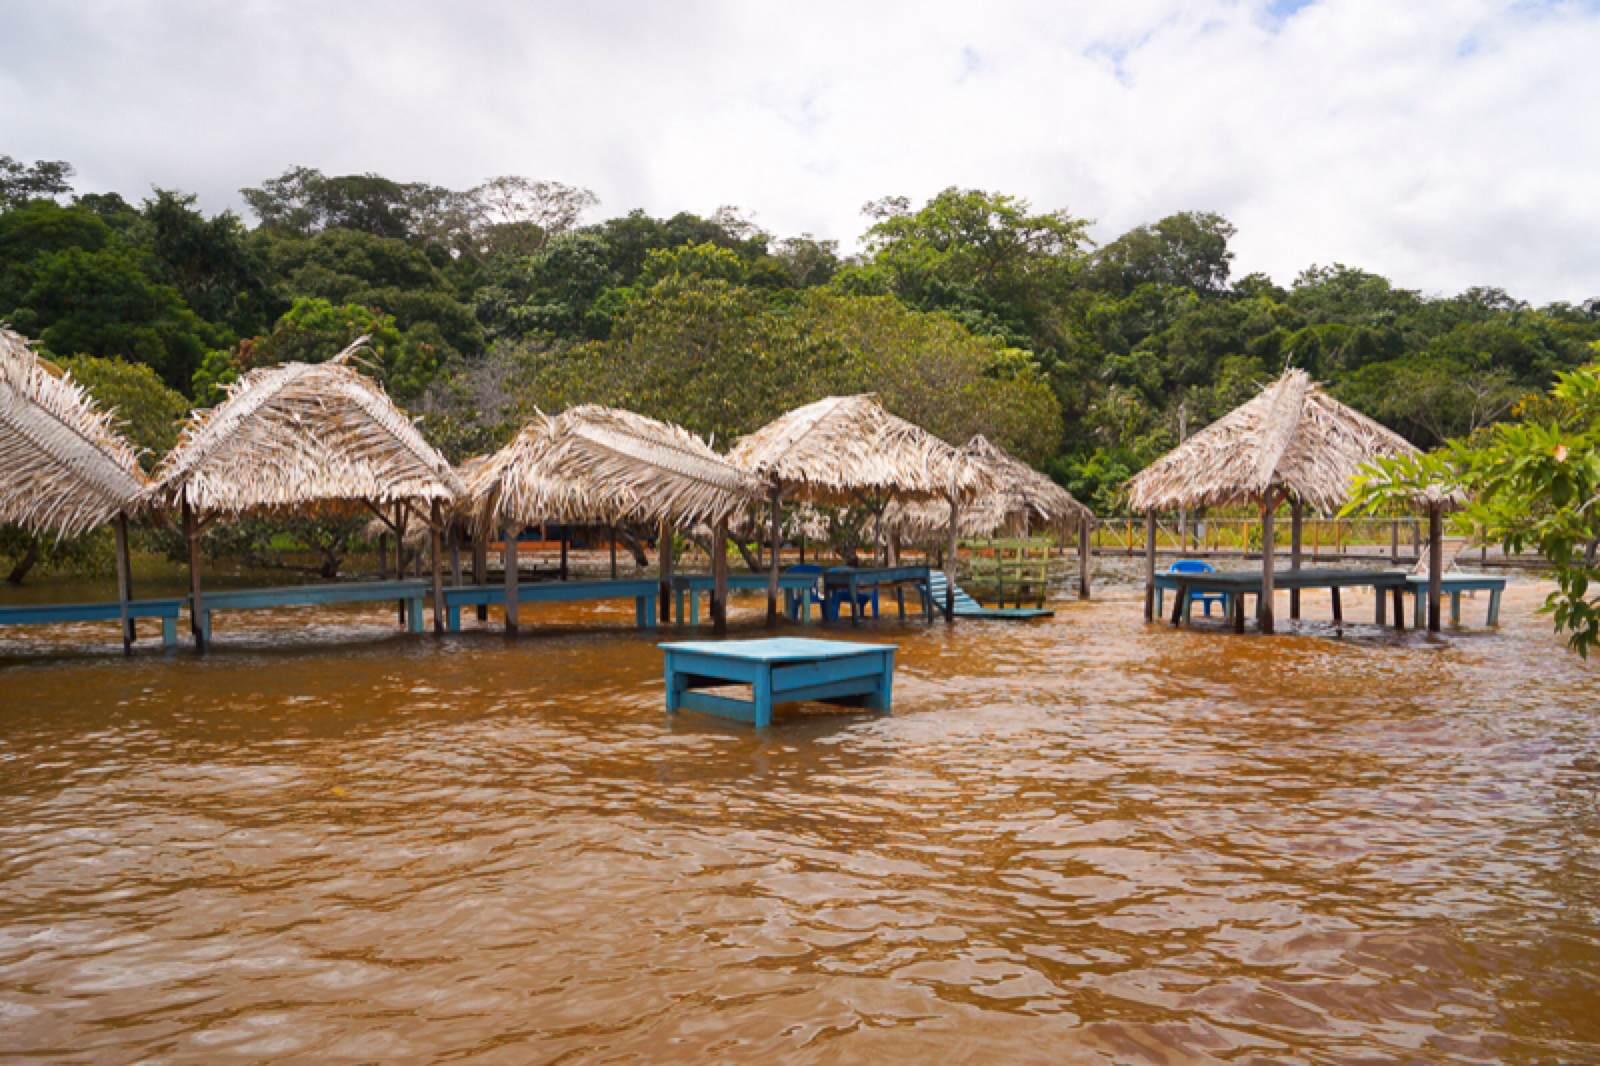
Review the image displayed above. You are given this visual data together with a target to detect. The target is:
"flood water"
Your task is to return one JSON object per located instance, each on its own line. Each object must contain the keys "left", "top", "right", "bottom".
{"left": 1, "top": 577, "right": 1597, "bottom": 1063}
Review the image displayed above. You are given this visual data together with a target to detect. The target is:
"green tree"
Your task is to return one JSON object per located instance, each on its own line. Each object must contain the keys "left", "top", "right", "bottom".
{"left": 0, "top": 155, "right": 74, "bottom": 209}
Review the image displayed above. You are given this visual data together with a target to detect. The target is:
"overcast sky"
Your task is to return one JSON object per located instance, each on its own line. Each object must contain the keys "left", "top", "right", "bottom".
{"left": 3, "top": 0, "right": 1597, "bottom": 302}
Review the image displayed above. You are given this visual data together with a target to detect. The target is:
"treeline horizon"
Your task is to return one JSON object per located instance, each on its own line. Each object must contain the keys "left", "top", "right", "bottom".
{"left": 4, "top": 153, "right": 1599, "bottom": 521}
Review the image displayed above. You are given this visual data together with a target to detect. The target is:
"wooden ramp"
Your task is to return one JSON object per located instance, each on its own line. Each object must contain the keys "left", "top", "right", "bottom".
{"left": 928, "top": 572, "right": 1054, "bottom": 620}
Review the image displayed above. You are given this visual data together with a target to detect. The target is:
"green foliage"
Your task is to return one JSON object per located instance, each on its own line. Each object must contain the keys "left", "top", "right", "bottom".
{"left": 225, "top": 297, "right": 443, "bottom": 402}
{"left": 1346, "top": 360, "right": 1600, "bottom": 655}
{"left": 55, "top": 354, "right": 188, "bottom": 469}
{"left": 0, "top": 155, "right": 74, "bottom": 209}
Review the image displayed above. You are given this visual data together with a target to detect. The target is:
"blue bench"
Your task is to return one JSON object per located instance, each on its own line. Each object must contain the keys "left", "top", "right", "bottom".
{"left": 1406, "top": 573, "right": 1506, "bottom": 627}
{"left": 196, "top": 580, "right": 429, "bottom": 642}
{"left": 0, "top": 599, "right": 183, "bottom": 649}
{"left": 671, "top": 572, "right": 819, "bottom": 625}
{"left": 661, "top": 637, "right": 896, "bottom": 728}
{"left": 443, "top": 579, "right": 659, "bottom": 632}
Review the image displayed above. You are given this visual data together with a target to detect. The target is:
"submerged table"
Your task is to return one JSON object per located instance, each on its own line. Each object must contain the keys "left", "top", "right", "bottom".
{"left": 671, "top": 572, "right": 820, "bottom": 625}
{"left": 822, "top": 566, "right": 934, "bottom": 624}
{"left": 660, "top": 638, "right": 897, "bottom": 727}
{"left": 0, "top": 598, "right": 183, "bottom": 649}
{"left": 1406, "top": 573, "right": 1506, "bottom": 628}
{"left": 1155, "top": 568, "right": 1412, "bottom": 631}
{"left": 196, "top": 580, "right": 430, "bottom": 642}
{"left": 444, "top": 579, "right": 659, "bottom": 631}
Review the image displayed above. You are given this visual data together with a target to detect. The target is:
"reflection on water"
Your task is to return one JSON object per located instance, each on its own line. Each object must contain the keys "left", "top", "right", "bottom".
{"left": 1, "top": 580, "right": 1597, "bottom": 1062}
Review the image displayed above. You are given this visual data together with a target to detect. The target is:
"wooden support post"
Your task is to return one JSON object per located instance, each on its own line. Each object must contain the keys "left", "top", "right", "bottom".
{"left": 767, "top": 487, "right": 782, "bottom": 627}
{"left": 1142, "top": 512, "right": 1157, "bottom": 622}
{"left": 1259, "top": 491, "right": 1276, "bottom": 634}
{"left": 559, "top": 529, "right": 569, "bottom": 581}
{"left": 1427, "top": 503, "right": 1443, "bottom": 633}
{"left": 113, "top": 512, "right": 134, "bottom": 655}
{"left": 1330, "top": 586, "right": 1343, "bottom": 624}
{"left": 429, "top": 500, "right": 445, "bottom": 635}
{"left": 1390, "top": 519, "right": 1400, "bottom": 564}
{"left": 1393, "top": 586, "right": 1406, "bottom": 630}
{"left": 183, "top": 496, "right": 205, "bottom": 652}
{"left": 394, "top": 505, "right": 409, "bottom": 626}
{"left": 472, "top": 533, "right": 488, "bottom": 621}
{"left": 712, "top": 518, "right": 729, "bottom": 635}
{"left": 503, "top": 524, "right": 519, "bottom": 634}
{"left": 1289, "top": 500, "right": 1303, "bottom": 621}
{"left": 945, "top": 495, "right": 960, "bottom": 623}
{"left": 659, "top": 519, "right": 675, "bottom": 624}
{"left": 609, "top": 527, "right": 619, "bottom": 579}
{"left": 1078, "top": 516, "right": 1092, "bottom": 600}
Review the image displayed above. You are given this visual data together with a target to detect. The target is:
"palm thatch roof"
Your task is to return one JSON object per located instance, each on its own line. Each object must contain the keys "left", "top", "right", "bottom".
{"left": 154, "top": 338, "right": 462, "bottom": 516}
{"left": 1124, "top": 369, "right": 1422, "bottom": 514}
{"left": 727, "top": 394, "right": 987, "bottom": 503}
{"left": 468, "top": 405, "right": 761, "bottom": 533}
{"left": 0, "top": 327, "right": 147, "bottom": 538}
{"left": 884, "top": 435, "right": 1094, "bottom": 540}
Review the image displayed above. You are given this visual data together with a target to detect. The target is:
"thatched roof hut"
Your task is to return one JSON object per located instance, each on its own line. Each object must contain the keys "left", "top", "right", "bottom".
{"left": 1124, "top": 368, "right": 1418, "bottom": 515}
{"left": 727, "top": 394, "right": 984, "bottom": 504}
{"left": 0, "top": 327, "right": 147, "bottom": 538}
{"left": 154, "top": 339, "right": 462, "bottom": 516}
{"left": 884, "top": 436, "right": 1093, "bottom": 540}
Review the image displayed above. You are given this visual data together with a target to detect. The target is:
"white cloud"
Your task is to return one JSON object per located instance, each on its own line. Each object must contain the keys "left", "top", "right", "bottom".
{"left": 1, "top": 0, "right": 1596, "bottom": 301}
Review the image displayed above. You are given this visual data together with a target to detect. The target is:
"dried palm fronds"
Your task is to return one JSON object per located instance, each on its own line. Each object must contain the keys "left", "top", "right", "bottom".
{"left": 1125, "top": 369, "right": 1424, "bottom": 514}
{"left": 155, "top": 337, "right": 462, "bottom": 516}
{"left": 884, "top": 435, "right": 1093, "bottom": 540}
{"left": 727, "top": 394, "right": 987, "bottom": 503}
{"left": 468, "top": 406, "right": 761, "bottom": 533}
{"left": 0, "top": 327, "right": 147, "bottom": 538}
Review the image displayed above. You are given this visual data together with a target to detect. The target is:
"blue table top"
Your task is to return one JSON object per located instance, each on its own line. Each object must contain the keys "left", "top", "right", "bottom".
{"left": 659, "top": 638, "right": 896, "bottom": 662}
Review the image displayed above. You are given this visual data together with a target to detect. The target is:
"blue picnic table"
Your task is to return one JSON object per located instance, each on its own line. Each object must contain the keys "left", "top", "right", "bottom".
{"left": 443, "top": 578, "right": 659, "bottom": 632}
{"left": 1406, "top": 573, "right": 1505, "bottom": 627}
{"left": 0, "top": 599, "right": 184, "bottom": 649}
{"left": 822, "top": 565, "right": 934, "bottom": 624}
{"left": 195, "top": 580, "right": 429, "bottom": 643}
{"left": 671, "top": 571, "right": 820, "bottom": 625}
{"left": 660, "top": 637, "right": 897, "bottom": 727}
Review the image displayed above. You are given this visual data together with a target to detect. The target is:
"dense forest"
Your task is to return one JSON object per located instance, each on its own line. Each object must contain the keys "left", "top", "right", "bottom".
{"left": 5, "top": 152, "right": 1599, "bottom": 527}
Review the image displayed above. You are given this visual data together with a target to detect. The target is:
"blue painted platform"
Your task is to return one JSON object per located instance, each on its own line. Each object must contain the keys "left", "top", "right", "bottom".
{"left": 927, "top": 572, "right": 1054, "bottom": 620}
{"left": 444, "top": 579, "right": 659, "bottom": 631}
{"left": 196, "top": 580, "right": 429, "bottom": 642}
{"left": 1406, "top": 573, "right": 1505, "bottom": 627}
{"left": 671, "top": 572, "right": 819, "bottom": 625}
{"left": 660, "top": 637, "right": 896, "bottom": 728}
{"left": 0, "top": 599, "right": 183, "bottom": 648}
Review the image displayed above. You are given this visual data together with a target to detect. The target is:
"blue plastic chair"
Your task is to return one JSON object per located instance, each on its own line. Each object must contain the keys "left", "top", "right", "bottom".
{"left": 823, "top": 567, "right": 879, "bottom": 622}
{"left": 785, "top": 564, "right": 824, "bottom": 621}
{"left": 1169, "top": 559, "right": 1230, "bottom": 617}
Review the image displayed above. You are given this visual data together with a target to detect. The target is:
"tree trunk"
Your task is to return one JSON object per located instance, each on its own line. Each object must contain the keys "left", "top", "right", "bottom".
{"left": 5, "top": 539, "right": 40, "bottom": 586}
{"left": 659, "top": 519, "right": 674, "bottom": 624}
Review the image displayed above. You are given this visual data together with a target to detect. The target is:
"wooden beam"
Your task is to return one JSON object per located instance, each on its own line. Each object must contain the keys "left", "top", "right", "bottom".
{"left": 559, "top": 528, "right": 569, "bottom": 581}
{"left": 712, "top": 517, "right": 729, "bottom": 635}
{"left": 659, "top": 519, "right": 675, "bottom": 624}
{"left": 113, "top": 512, "right": 134, "bottom": 655}
{"left": 1428, "top": 502, "right": 1443, "bottom": 632}
{"left": 1077, "top": 516, "right": 1092, "bottom": 601}
{"left": 1142, "top": 512, "right": 1157, "bottom": 622}
{"left": 503, "top": 524, "right": 519, "bottom": 633}
{"left": 767, "top": 487, "right": 782, "bottom": 627}
{"left": 182, "top": 496, "right": 205, "bottom": 652}
{"left": 429, "top": 500, "right": 445, "bottom": 635}
{"left": 1289, "top": 499, "right": 1303, "bottom": 621}
{"left": 1259, "top": 491, "right": 1276, "bottom": 634}
{"left": 609, "top": 526, "right": 619, "bottom": 579}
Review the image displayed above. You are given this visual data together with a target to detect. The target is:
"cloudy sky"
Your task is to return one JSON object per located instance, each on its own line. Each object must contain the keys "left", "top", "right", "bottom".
{"left": 3, "top": 0, "right": 1597, "bottom": 302}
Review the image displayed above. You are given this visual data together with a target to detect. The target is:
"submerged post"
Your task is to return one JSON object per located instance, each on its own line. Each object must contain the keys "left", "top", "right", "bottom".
{"left": 1078, "top": 515, "right": 1092, "bottom": 600}
{"left": 1428, "top": 502, "right": 1443, "bottom": 632}
{"left": 503, "top": 524, "right": 519, "bottom": 634}
{"left": 113, "top": 512, "right": 134, "bottom": 655}
{"left": 766, "top": 486, "right": 782, "bottom": 627}
{"left": 712, "top": 518, "right": 729, "bottom": 635}
{"left": 944, "top": 494, "right": 959, "bottom": 623}
{"left": 1260, "top": 490, "right": 1277, "bottom": 633}
{"left": 1289, "top": 499, "right": 1303, "bottom": 621}
{"left": 1142, "top": 512, "right": 1157, "bottom": 622}
{"left": 659, "top": 519, "right": 675, "bottom": 624}
{"left": 472, "top": 533, "right": 488, "bottom": 621}
{"left": 182, "top": 496, "right": 205, "bottom": 652}
{"left": 429, "top": 500, "right": 445, "bottom": 635}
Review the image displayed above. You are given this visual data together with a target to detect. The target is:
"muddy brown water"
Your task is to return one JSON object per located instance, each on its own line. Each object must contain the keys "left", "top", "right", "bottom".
{"left": 1, "top": 577, "right": 1597, "bottom": 1063}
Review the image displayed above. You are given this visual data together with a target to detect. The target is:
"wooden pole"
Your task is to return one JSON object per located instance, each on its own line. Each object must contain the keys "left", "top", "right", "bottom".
{"left": 1428, "top": 502, "right": 1443, "bottom": 633}
{"left": 609, "top": 526, "right": 619, "bottom": 579}
{"left": 559, "top": 528, "right": 569, "bottom": 581}
{"left": 944, "top": 495, "right": 959, "bottom": 623}
{"left": 659, "top": 519, "right": 675, "bottom": 624}
{"left": 394, "top": 504, "right": 409, "bottom": 626}
{"left": 767, "top": 487, "right": 782, "bottom": 627}
{"left": 712, "top": 517, "right": 729, "bottom": 635}
{"left": 1259, "top": 490, "right": 1277, "bottom": 634}
{"left": 113, "top": 512, "right": 134, "bottom": 655}
{"left": 503, "top": 524, "right": 520, "bottom": 633}
{"left": 1390, "top": 519, "right": 1400, "bottom": 564}
{"left": 1078, "top": 516, "right": 1091, "bottom": 600}
{"left": 429, "top": 500, "right": 445, "bottom": 635}
{"left": 1289, "top": 499, "right": 1303, "bottom": 621}
{"left": 472, "top": 531, "right": 488, "bottom": 620}
{"left": 1142, "top": 512, "right": 1157, "bottom": 622}
{"left": 183, "top": 496, "right": 205, "bottom": 652}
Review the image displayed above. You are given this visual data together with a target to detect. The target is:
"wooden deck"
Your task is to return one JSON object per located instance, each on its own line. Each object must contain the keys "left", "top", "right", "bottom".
{"left": 670, "top": 572, "right": 819, "bottom": 625}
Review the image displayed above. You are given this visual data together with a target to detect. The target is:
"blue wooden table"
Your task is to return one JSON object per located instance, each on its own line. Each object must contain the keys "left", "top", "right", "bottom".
{"left": 444, "top": 579, "right": 659, "bottom": 632}
{"left": 671, "top": 572, "right": 820, "bottom": 625}
{"left": 1154, "top": 568, "right": 1411, "bottom": 630}
{"left": 1406, "top": 574, "right": 1505, "bottom": 627}
{"left": 660, "top": 638, "right": 897, "bottom": 727}
{"left": 196, "top": 580, "right": 429, "bottom": 642}
{"left": 0, "top": 599, "right": 183, "bottom": 648}
{"left": 822, "top": 566, "right": 933, "bottom": 624}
